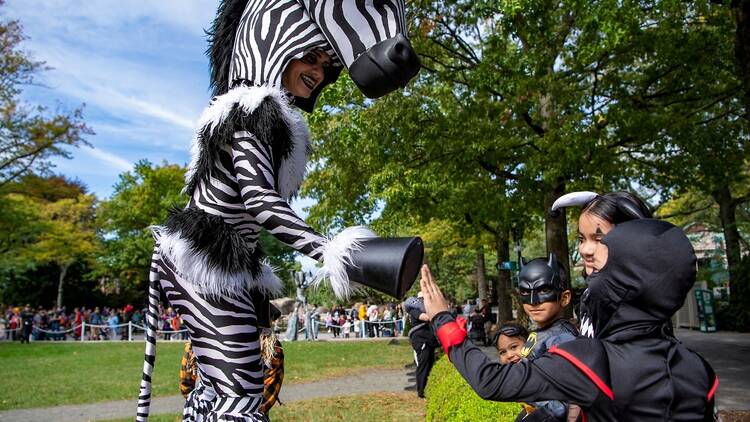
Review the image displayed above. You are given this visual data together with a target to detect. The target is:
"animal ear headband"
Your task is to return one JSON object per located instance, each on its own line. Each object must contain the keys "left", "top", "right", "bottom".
{"left": 550, "top": 191, "right": 648, "bottom": 220}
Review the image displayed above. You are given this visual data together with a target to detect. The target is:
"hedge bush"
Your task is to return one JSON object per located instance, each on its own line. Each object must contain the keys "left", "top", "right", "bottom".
{"left": 425, "top": 356, "right": 522, "bottom": 421}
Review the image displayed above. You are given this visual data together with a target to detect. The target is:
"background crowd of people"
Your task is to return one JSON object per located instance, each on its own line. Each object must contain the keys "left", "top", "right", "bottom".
{"left": 0, "top": 304, "right": 187, "bottom": 342}
{"left": 283, "top": 301, "right": 408, "bottom": 340}
{"left": 2, "top": 297, "right": 498, "bottom": 344}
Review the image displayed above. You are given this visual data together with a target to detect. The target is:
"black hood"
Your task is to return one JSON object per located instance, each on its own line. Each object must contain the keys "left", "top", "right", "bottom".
{"left": 579, "top": 219, "right": 696, "bottom": 341}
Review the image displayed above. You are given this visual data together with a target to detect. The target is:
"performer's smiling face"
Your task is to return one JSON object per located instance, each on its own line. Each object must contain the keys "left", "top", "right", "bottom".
{"left": 282, "top": 50, "right": 332, "bottom": 98}
{"left": 577, "top": 211, "right": 612, "bottom": 275}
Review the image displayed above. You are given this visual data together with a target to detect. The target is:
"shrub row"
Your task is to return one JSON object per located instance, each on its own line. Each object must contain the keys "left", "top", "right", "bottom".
{"left": 425, "top": 356, "right": 521, "bottom": 421}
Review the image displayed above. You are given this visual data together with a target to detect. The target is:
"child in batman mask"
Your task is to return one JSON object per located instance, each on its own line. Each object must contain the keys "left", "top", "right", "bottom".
{"left": 516, "top": 253, "right": 578, "bottom": 422}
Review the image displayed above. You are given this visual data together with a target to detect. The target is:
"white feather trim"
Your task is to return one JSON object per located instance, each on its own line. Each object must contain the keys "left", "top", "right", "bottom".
{"left": 185, "top": 84, "right": 309, "bottom": 196}
{"left": 153, "top": 226, "right": 282, "bottom": 298}
{"left": 312, "top": 226, "right": 378, "bottom": 299}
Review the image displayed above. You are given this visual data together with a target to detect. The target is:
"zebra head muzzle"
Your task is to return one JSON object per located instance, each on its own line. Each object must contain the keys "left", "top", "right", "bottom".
{"left": 302, "top": 0, "right": 421, "bottom": 99}
{"left": 219, "top": 0, "right": 420, "bottom": 111}
{"left": 348, "top": 34, "right": 420, "bottom": 98}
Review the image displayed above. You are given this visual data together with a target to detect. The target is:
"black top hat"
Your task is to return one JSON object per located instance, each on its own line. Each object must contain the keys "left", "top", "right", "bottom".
{"left": 344, "top": 237, "right": 424, "bottom": 299}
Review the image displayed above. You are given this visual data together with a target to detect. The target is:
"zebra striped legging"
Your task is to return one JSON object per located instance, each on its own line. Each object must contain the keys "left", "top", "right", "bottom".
{"left": 137, "top": 245, "right": 269, "bottom": 422}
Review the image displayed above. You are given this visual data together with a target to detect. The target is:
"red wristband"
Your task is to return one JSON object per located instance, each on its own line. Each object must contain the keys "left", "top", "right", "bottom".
{"left": 436, "top": 319, "right": 467, "bottom": 358}
{"left": 456, "top": 315, "right": 468, "bottom": 331}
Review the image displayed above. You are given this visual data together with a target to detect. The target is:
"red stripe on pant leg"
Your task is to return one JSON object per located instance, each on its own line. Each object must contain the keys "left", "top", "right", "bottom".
{"left": 707, "top": 376, "right": 719, "bottom": 401}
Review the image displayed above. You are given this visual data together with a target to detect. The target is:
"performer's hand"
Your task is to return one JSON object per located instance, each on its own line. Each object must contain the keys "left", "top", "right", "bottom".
{"left": 420, "top": 264, "right": 450, "bottom": 320}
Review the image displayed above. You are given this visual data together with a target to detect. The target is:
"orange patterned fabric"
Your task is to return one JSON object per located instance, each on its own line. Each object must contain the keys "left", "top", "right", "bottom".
{"left": 179, "top": 341, "right": 198, "bottom": 398}
{"left": 178, "top": 338, "right": 284, "bottom": 414}
{"left": 259, "top": 338, "right": 285, "bottom": 413}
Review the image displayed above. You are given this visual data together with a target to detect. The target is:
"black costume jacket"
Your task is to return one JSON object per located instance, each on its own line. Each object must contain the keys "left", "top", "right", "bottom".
{"left": 433, "top": 220, "right": 718, "bottom": 421}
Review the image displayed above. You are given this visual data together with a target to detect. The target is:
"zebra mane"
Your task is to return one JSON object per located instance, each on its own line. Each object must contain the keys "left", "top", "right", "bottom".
{"left": 206, "top": 0, "right": 249, "bottom": 97}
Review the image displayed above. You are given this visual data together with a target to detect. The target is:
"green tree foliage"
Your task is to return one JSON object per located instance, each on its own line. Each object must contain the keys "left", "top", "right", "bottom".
{"left": 302, "top": 1, "right": 747, "bottom": 321}
{"left": 0, "top": 2, "right": 91, "bottom": 187}
{"left": 607, "top": 2, "right": 750, "bottom": 298}
{"left": 96, "top": 160, "right": 189, "bottom": 293}
{"left": 0, "top": 192, "right": 44, "bottom": 258}
{"left": 28, "top": 194, "right": 100, "bottom": 308}
{"left": 0, "top": 175, "right": 99, "bottom": 307}
{"left": 259, "top": 229, "right": 301, "bottom": 296}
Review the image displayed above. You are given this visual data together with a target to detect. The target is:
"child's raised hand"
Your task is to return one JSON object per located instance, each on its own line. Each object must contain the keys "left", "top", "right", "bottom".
{"left": 419, "top": 264, "right": 450, "bottom": 320}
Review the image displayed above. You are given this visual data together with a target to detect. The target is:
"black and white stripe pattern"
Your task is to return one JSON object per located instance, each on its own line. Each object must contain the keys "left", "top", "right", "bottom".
{"left": 302, "top": 0, "right": 406, "bottom": 65}
{"left": 137, "top": 87, "right": 375, "bottom": 421}
{"left": 137, "top": 0, "right": 415, "bottom": 415}
{"left": 173, "top": 85, "right": 374, "bottom": 299}
{"left": 229, "top": 0, "right": 336, "bottom": 88}
{"left": 136, "top": 246, "right": 163, "bottom": 421}
{"left": 229, "top": 0, "right": 409, "bottom": 88}
{"left": 139, "top": 240, "right": 269, "bottom": 421}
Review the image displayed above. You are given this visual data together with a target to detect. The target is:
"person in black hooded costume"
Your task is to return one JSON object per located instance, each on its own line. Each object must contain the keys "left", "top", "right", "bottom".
{"left": 419, "top": 218, "right": 719, "bottom": 421}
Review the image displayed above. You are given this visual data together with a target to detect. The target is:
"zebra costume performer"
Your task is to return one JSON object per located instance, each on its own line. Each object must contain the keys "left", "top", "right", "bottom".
{"left": 136, "top": 1, "right": 420, "bottom": 421}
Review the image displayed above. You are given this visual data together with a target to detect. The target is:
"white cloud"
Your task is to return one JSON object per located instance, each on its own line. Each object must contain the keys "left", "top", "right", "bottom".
{"left": 3, "top": 1, "right": 217, "bottom": 197}
{"left": 84, "top": 146, "right": 133, "bottom": 172}
{"left": 7, "top": 1, "right": 213, "bottom": 153}
{"left": 18, "top": 28, "right": 205, "bottom": 133}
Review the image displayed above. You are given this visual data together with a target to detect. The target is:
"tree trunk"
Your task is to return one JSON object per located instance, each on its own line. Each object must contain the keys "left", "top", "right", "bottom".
{"left": 56, "top": 262, "right": 70, "bottom": 310}
{"left": 713, "top": 186, "right": 742, "bottom": 291}
{"left": 734, "top": 0, "right": 750, "bottom": 122}
{"left": 495, "top": 230, "right": 513, "bottom": 324}
{"left": 544, "top": 180, "right": 572, "bottom": 287}
{"left": 476, "top": 246, "right": 488, "bottom": 301}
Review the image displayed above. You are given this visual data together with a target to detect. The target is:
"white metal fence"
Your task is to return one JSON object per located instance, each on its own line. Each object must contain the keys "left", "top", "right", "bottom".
{"left": 2, "top": 317, "right": 406, "bottom": 342}
{"left": 1, "top": 321, "right": 189, "bottom": 342}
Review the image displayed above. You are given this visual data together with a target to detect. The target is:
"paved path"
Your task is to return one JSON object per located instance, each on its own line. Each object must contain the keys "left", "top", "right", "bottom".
{"left": 0, "top": 369, "right": 413, "bottom": 422}
{"left": 674, "top": 329, "right": 750, "bottom": 411}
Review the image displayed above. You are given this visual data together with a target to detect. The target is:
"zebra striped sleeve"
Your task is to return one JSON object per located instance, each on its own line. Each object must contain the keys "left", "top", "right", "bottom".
{"left": 231, "top": 131, "right": 325, "bottom": 260}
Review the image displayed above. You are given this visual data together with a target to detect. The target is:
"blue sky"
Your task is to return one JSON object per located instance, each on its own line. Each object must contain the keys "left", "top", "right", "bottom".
{"left": 7, "top": 1, "right": 317, "bottom": 268}
{"left": 6, "top": 1, "right": 213, "bottom": 198}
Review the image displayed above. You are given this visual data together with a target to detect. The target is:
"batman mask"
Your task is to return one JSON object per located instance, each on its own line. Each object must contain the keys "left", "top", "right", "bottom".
{"left": 518, "top": 254, "right": 565, "bottom": 305}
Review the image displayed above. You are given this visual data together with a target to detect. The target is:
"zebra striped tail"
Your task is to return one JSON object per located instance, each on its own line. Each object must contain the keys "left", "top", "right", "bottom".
{"left": 136, "top": 251, "right": 162, "bottom": 421}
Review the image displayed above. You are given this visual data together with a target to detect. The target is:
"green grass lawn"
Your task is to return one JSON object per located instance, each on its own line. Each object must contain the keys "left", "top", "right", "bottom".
{"left": 106, "top": 392, "right": 425, "bottom": 422}
{"left": 0, "top": 339, "right": 412, "bottom": 411}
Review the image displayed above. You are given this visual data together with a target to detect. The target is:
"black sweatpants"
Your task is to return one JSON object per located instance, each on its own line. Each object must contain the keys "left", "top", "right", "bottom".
{"left": 410, "top": 328, "right": 439, "bottom": 398}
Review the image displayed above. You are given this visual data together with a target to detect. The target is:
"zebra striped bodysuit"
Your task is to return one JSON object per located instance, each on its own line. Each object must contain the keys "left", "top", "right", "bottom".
{"left": 136, "top": 0, "right": 415, "bottom": 419}
{"left": 136, "top": 86, "right": 372, "bottom": 422}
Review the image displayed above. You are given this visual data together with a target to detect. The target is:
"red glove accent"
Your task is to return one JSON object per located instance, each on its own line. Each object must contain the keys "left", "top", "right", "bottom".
{"left": 436, "top": 320, "right": 467, "bottom": 358}
{"left": 456, "top": 315, "right": 468, "bottom": 331}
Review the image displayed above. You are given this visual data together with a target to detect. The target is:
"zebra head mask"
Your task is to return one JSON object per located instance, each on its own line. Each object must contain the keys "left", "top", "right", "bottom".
{"left": 209, "top": 0, "right": 420, "bottom": 112}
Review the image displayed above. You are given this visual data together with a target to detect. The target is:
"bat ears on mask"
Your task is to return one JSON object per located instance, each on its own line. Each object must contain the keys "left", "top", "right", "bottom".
{"left": 547, "top": 253, "right": 559, "bottom": 272}
{"left": 518, "top": 254, "right": 558, "bottom": 272}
